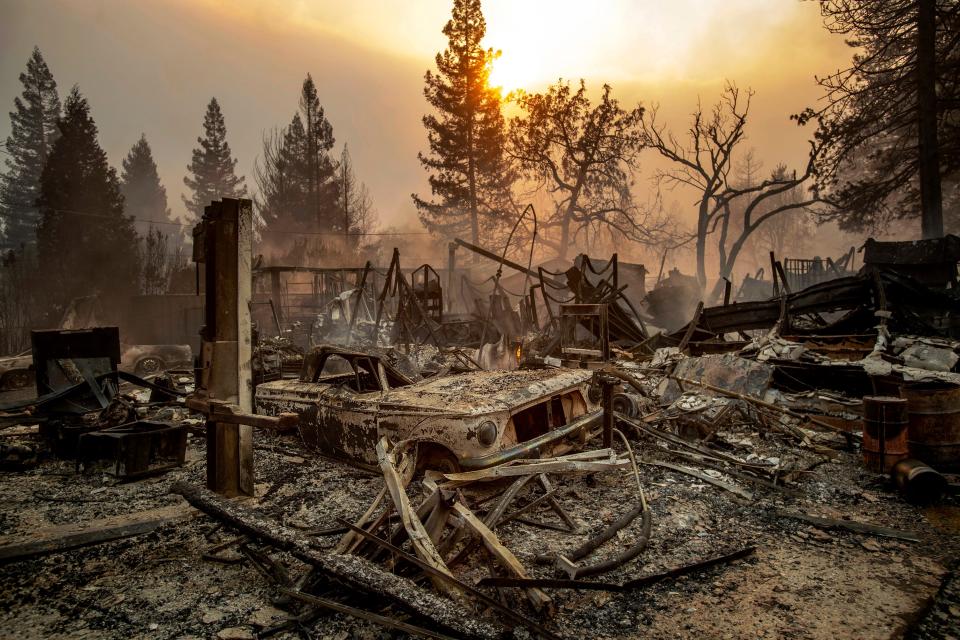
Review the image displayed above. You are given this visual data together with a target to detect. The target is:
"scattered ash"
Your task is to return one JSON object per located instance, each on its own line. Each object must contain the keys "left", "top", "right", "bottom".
{"left": 1, "top": 415, "right": 959, "bottom": 639}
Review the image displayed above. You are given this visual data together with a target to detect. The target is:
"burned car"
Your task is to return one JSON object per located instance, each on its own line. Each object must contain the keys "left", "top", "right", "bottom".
{"left": 255, "top": 345, "right": 602, "bottom": 471}
{"left": 120, "top": 344, "right": 192, "bottom": 377}
{"left": 0, "top": 344, "right": 192, "bottom": 391}
{"left": 0, "top": 350, "right": 33, "bottom": 390}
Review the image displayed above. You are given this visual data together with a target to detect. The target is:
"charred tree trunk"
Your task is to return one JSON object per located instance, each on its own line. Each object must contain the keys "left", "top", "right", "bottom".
{"left": 557, "top": 175, "right": 586, "bottom": 261}
{"left": 696, "top": 198, "right": 710, "bottom": 292}
{"left": 918, "top": 0, "right": 943, "bottom": 239}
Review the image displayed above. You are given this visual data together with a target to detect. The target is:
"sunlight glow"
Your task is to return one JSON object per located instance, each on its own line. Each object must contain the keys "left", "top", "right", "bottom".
{"left": 210, "top": 1, "right": 830, "bottom": 91}
{"left": 481, "top": 0, "right": 801, "bottom": 91}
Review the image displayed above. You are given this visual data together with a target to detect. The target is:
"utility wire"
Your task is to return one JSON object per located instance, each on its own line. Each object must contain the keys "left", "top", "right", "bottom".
{"left": 0, "top": 200, "right": 429, "bottom": 236}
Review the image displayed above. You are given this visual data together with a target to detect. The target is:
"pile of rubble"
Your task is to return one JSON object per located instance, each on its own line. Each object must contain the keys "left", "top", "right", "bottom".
{"left": 3, "top": 234, "right": 960, "bottom": 638}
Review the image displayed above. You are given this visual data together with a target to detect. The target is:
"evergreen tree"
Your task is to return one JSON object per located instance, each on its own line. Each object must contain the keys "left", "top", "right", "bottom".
{"left": 0, "top": 46, "right": 61, "bottom": 251}
{"left": 255, "top": 114, "right": 307, "bottom": 234}
{"left": 36, "top": 87, "right": 140, "bottom": 316}
{"left": 798, "top": 0, "right": 960, "bottom": 234}
{"left": 121, "top": 134, "right": 172, "bottom": 236}
{"left": 182, "top": 97, "right": 246, "bottom": 219}
{"left": 140, "top": 226, "right": 170, "bottom": 295}
{"left": 299, "top": 75, "right": 339, "bottom": 231}
{"left": 255, "top": 75, "right": 341, "bottom": 238}
{"left": 413, "top": 0, "right": 515, "bottom": 245}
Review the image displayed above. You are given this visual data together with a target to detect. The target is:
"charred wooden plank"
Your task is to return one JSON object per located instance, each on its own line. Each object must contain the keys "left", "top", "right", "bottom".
{"left": 478, "top": 545, "right": 756, "bottom": 591}
{"left": 280, "top": 588, "right": 459, "bottom": 640}
{"left": 774, "top": 510, "right": 920, "bottom": 542}
{"left": 170, "top": 481, "right": 500, "bottom": 640}
{"left": 376, "top": 438, "right": 462, "bottom": 601}
{"left": 336, "top": 517, "right": 563, "bottom": 640}
{"left": 452, "top": 502, "right": 552, "bottom": 612}
{"left": 0, "top": 504, "right": 194, "bottom": 563}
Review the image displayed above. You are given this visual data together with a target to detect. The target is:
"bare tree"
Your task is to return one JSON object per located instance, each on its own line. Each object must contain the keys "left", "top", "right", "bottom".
{"left": 509, "top": 80, "right": 673, "bottom": 259}
{"left": 641, "top": 83, "right": 820, "bottom": 290}
{"left": 750, "top": 163, "right": 815, "bottom": 265}
{"left": 338, "top": 144, "right": 378, "bottom": 245}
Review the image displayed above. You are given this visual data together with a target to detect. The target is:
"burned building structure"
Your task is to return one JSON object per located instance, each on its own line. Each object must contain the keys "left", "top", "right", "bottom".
{"left": 2, "top": 199, "right": 960, "bottom": 640}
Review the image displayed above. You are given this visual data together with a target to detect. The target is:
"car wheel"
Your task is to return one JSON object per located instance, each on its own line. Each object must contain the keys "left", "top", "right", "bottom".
{"left": 415, "top": 444, "right": 461, "bottom": 475}
{"left": 1, "top": 370, "right": 32, "bottom": 390}
{"left": 135, "top": 356, "right": 164, "bottom": 377}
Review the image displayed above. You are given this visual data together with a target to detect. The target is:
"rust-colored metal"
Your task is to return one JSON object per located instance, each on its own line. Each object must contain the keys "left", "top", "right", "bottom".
{"left": 891, "top": 458, "right": 946, "bottom": 504}
{"left": 902, "top": 382, "right": 960, "bottom": 472}
{"left": 861, "top": 396, "right": 909, "bottom": 473}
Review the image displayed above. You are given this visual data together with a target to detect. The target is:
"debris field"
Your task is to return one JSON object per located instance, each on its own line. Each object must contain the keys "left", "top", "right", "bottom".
{"left": 3, "top": 218, "right": 960, "bottom": 640}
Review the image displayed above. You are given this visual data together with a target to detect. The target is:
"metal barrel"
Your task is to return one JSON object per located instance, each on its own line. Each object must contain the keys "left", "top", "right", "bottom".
{"left": 891, "top": 458, "right": 946, "bottom": 504}
{"left": 902, "top": 382, "right": 960, "bottom": 473}
{"left": 861, "top": 395, "right": 910, "bottom": 473}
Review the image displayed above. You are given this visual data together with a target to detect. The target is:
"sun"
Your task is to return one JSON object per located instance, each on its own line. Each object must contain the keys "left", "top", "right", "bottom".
{"left": 488, "top": 54, "right": 543, "bottom": 95}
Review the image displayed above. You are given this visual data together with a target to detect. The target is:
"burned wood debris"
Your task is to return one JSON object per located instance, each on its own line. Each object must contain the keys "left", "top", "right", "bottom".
{"left": 4, "top": 224, "right": 960, "bottom": 639}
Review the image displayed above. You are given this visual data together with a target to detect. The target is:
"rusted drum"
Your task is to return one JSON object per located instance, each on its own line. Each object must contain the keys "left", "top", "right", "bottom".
{"left": 902, "top": 382, "right": 960, "bottom": 472}
{"left": 891, "top": 458, "right": 946, "bottom": 505}
{"left": 861, "top": 395, "right": 910, "bottom": 473}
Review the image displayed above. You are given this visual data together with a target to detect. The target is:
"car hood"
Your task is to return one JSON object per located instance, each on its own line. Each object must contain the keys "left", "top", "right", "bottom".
{"left": 0, "top": 354, "right": 32, "bottom": 374}
{"left": 376, "top": 368, "right": 594, "bottom": 416}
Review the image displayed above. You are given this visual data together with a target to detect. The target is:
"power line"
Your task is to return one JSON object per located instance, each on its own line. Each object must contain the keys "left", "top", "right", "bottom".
{"left": 0, "top": 200, "right": 430, "bottom": 236}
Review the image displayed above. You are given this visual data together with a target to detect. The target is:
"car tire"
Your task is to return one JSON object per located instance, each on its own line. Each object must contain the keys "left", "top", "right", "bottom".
{"left": 134, "top": 356, "right": 164, "bottom": 377}
{"left": 415, "top": 444, "right": 461, "bottom": 476}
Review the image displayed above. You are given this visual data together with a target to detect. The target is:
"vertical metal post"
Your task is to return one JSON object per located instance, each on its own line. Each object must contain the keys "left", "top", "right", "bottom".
{"left": 447, "top": 242, "right": 457, "bottom": 314}
{"left": 600, "top": 374, "right": 615, "bottom": 449}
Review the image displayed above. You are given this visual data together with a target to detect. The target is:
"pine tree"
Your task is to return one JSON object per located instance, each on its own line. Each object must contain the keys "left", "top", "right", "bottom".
{"left": 121, "top": 134, "right": 172, "bottom": 236}
{"left": 36, "top": 87, "right": 140, "bottom": 316}
{"left": 182, "top": 97, "right": 246, "bottom": 219}
{"left": 140, "top": 226, "right": 170, "bottom": 295}
{"left": 255, "top": 113, "right": 307, "bottom": 234}
{"left": 298, "top": 75, "right": 338, "bottom": 231}
{"left": 255, "top": 75, "right": 341, "bottom": 238}
{"left": 799, "top": 0, "right": 960, "bottom": 234}
{"left": 413, "top": 0, "right": 515, "bottom": 245}
{"left": 0, "top": 46, "right": 61, "bottom": 251}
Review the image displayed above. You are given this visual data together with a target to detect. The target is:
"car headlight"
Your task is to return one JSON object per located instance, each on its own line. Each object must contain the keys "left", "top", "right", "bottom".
{"left": 477, "top": 420, "right": 499, "bottom": 447}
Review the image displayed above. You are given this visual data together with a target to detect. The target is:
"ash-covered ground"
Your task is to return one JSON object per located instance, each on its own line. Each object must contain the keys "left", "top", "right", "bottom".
{"left": 2, "top": 406, "right": 959, "bottom": 640}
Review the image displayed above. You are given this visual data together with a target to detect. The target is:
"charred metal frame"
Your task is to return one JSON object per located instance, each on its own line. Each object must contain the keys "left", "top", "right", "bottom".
{"left": 30, "top": 327, "right": 121, "bottom": 412}
{"left": 559, "top": 303, "right": 611, "bottom": 365}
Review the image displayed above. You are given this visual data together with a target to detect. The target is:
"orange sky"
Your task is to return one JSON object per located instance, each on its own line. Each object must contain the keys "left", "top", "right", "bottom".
{"left": 0, "top": 0, "right": 854, "bottom": 262}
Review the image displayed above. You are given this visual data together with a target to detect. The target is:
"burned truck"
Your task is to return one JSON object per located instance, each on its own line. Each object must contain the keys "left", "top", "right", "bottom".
{"left": 255, "top": 345, "right": 602, "bottom": 471}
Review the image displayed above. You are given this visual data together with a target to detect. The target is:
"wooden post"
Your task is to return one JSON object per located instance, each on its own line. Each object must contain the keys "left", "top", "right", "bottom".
{"left": 195, "top": 198, "right": 254, "bottom": 497}
{"left": 677, "top": 301, "right": 704, "bottom": 354}
{"left": 769, "top": 251, "right": 779, "bottom": 298}
{"left": 269, "top": 269, "right": 283, "bottom": 327}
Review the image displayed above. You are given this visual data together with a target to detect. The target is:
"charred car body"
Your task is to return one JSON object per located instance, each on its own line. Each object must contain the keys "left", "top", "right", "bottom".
{"left": 0, "top": 344, "right": 192, "bottom": 391}
{"left": 255, "top": 345, "right": 602, "bottom": 470}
